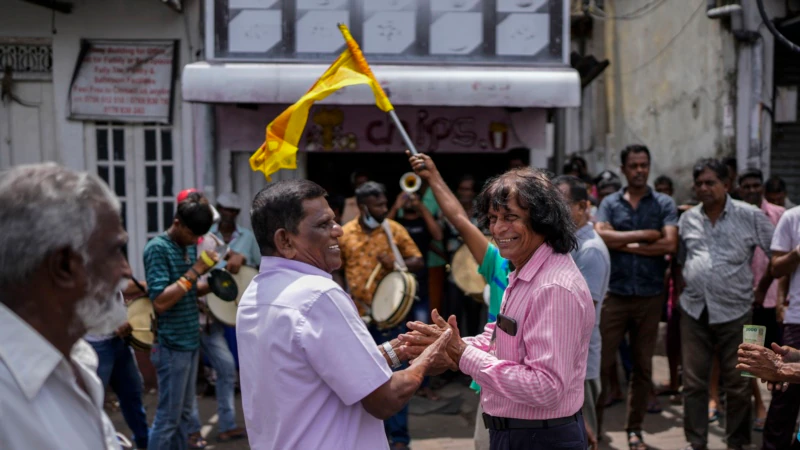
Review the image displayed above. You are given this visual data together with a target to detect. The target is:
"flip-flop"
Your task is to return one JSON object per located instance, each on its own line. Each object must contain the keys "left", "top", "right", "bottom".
{"left": 708, "top": 408, "right": 719, "bottom": 423}
{"left": 753, "top": 417, "right": 766, "bottom": 432}
{"left": 188, "top": 432, "right": 207, "bottom": 449}
{"left": 647, "top": 399, "right": 662, "bottom": 414}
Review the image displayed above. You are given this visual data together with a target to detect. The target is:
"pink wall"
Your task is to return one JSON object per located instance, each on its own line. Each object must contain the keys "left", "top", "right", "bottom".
{"left": 215, "top": 104, "right": 546, "bottom": 154}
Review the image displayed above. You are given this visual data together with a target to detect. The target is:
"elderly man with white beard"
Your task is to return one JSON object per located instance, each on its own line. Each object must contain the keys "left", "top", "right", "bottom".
{"left": 0, "top": 162, "right": 132, "bottom": 450}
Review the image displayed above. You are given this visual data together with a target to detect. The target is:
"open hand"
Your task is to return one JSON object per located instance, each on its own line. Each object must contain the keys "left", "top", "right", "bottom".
{"left": 413, "top": 328, "right": 458, "bottom": 376}
{"left": 400, "top": 309, "right": 468, "bottom": 365}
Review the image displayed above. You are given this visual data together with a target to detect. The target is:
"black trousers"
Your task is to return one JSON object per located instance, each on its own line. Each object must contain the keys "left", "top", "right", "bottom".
{"left": 488, "top": 416, "right": 587, "bottom": 450}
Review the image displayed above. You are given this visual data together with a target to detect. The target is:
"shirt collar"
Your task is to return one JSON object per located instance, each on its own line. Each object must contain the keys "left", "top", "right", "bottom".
{"left": 0, "top": 302, "right": 65, "bottom": 400}
{"left": 209, "top": 223, "right": 240, "bottom": 237}
{"left": 512, "top": 243, "right": 555, "bottom": 283}
{"left": 619, "top": 186, "right": 654, "bottom": 201}
{"left": 259, "top": 256, "right": 333, "bottom": 280}
{"left": 700, "top": 195, "right": 734, "bottom": 219}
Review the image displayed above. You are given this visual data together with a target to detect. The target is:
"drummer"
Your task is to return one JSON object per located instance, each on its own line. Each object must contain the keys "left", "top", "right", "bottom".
{"left": 339, "top": 181, "right": 423, "bottom": 450}
{"left": 144, "top": 192, "right": 218, "bottom": 450}
{"left": 407, "top": 151, "right": 513, "bottom": 450}
{"left": 175, "top": 189, "right": 248, "bottom": 447}
{"left": 84, "top": 277, "right": 151, "bottom": 450}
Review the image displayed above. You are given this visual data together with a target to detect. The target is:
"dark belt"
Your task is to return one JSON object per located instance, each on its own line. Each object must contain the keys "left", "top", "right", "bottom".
{"left": 482, "top": 411, "right": 581, "bottom": 430}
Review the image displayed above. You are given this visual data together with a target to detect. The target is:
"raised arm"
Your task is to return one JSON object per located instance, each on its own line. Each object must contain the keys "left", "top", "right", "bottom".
{"left": 407, "top": 151, "right": 489, "bottom": 265}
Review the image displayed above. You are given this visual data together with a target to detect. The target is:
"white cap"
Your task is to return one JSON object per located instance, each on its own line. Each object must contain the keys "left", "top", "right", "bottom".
{"left": 216, "top": 192, "right": 241, "bottom": 210}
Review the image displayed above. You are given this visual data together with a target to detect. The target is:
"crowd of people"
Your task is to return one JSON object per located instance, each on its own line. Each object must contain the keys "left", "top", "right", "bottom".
{"left": 1, "top": 143, "right": 800, "bottom": 450}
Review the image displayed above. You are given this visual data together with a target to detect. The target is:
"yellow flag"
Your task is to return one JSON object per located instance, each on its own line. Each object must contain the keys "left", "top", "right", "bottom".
{"left": 250, "top": 24, "right": 393, "bottom": 181}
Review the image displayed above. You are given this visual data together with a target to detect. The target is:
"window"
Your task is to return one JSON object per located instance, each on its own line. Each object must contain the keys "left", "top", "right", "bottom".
{"left": 144, "top": 125, "right": 176, "bottom": 241}
{"left": 95, "top": 122, "right": 129, "bottom": 259}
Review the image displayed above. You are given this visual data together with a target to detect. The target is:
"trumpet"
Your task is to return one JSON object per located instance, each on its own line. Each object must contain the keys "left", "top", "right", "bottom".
{"left": 400, "top": 172, "right": 422, "bottom": 193}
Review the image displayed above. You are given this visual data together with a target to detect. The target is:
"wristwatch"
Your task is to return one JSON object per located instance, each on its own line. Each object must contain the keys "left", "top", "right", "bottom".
{"left": 382, "top": 341, "right": 402, "bottom": 369}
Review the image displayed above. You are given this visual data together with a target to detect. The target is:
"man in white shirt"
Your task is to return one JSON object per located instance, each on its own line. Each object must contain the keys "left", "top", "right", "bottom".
{"left": 0, "top": 163, "right": 132, "bottom": 450}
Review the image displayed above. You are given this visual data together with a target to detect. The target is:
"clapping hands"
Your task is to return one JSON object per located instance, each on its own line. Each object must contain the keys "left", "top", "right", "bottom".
{"left": 399, "top": 309, "right": 469, "bottom": 367}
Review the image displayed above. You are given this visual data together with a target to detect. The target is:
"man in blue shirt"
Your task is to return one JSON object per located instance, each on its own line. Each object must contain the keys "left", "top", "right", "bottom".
{"left": 594, "top": 145, "right": 678, "bottom": 450}
{"left": 554, "top": 175, "right": 611, "bottom": 450}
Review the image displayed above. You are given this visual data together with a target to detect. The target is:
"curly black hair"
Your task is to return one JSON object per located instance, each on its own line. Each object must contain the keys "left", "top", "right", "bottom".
{"left": 475, "top": 168, "right": 577, "bottom": 254}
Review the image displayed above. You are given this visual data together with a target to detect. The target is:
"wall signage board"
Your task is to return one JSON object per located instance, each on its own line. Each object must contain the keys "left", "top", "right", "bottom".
{"left": 68, "top": 40, "right": 177, "bottom": 124}
{"left": 208, "top": 0, "right": 566, "bottom": 66}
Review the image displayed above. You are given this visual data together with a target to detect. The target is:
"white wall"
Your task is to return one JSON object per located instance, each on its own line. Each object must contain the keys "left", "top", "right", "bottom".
{"left": 0, "top": 0, "right": 202, "bottom": 188}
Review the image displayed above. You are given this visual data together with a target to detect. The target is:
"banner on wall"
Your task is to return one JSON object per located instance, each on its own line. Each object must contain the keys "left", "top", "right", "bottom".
{"left": 68, "top": 40, "right": 178, "bottom": 124}
{"left": 245, "top": 105, "right": 546, "bottom": 154}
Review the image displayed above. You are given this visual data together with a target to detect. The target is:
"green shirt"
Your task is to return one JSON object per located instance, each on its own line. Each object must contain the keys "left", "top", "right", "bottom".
{"left": 470, "top": 242, "right": 511, "bottom": 393}
{"left": 143, "top": 234, "right": 200, "bottom": 351}
{"left": 422, "top": 189, "right": 446, "bottom": 268}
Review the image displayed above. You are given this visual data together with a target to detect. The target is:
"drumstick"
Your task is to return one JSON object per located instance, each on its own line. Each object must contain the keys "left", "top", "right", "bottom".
{"left": 130, "top": 276, "right": 148, "bottom": 295}
{"left": 364, "top": 263, "right": 383, "bottom": 291}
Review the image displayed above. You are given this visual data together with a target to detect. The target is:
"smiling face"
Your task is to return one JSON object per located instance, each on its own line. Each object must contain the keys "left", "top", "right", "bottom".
{"left": 285, "top": 196, "right": 343, "bottom": 273}
{"left": 487, "top": 194, "right": 542, "bottom": 268}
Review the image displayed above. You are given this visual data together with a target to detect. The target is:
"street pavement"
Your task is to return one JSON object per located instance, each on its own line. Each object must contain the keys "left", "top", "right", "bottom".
{"left": 108, "top": 356, "right": 774, "bottom": 450}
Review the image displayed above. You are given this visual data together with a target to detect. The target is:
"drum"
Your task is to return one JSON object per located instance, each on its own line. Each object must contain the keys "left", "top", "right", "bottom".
{"left": 206, "top": 265, "right": 258, "bottom": 326}
{"left": 127, "top": 296, "right": 155, "bottom": 351}
{"left": 371, "top": 271, "right": 417, "bottom": 330}
{"left": 450, "top": 244, "right": 487, "bottom": 303}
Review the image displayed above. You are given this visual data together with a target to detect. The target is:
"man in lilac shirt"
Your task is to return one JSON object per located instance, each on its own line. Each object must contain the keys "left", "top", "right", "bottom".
{"left": 235, "top": 179, "right": 455, "bottom": 450}
{"left": 402, "top": 166, "right": 595, "bottom": 449}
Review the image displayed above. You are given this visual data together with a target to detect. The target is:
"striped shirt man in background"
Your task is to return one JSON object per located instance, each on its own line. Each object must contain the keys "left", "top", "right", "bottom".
{"left": 144, "top": 192, "right": 219, "bottom": 450}
{"left": 403, "top": 166, "right": 595, "bottom": 450}
{"left": 677, "top": 159, "right": 775, "bottom": 450}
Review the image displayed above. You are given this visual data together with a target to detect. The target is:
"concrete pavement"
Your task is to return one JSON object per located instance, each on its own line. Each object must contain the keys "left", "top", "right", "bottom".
{"left": 107, "top": 356, "right": 773, "bottom": 450}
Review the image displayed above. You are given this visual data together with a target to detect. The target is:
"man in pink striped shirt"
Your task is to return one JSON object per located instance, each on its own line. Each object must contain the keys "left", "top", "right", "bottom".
{"left": 402, "top": 166, "right": 596, "bottom": 449}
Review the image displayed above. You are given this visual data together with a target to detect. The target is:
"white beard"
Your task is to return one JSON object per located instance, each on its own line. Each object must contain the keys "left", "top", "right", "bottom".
{"left": 75, "top": 278, "right": 130, "bottom": 336}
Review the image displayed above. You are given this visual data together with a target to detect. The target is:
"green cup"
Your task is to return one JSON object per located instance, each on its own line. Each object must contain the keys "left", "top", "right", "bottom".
{"left": 741, "top": 325, "right": 767, "bottom": 378}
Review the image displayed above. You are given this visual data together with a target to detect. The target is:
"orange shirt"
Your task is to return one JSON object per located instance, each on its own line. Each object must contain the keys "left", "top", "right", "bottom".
{"left": 340, "top": 218, "right": 422, "bottom": 314}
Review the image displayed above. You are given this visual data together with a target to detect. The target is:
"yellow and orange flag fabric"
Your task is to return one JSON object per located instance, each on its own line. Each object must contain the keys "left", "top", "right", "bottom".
{"left": 250, "top": 24, "right": 393, "bottom": 181}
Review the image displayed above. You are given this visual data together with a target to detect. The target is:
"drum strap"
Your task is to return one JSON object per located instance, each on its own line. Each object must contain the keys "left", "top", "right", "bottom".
{"left": 381, "top": 221, "right": 407, "bottom": 271}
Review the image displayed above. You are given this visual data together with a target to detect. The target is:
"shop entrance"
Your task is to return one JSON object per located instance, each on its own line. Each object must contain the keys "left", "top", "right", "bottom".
{"left": 307, "top": 151, "right": 515, "bottom": 200}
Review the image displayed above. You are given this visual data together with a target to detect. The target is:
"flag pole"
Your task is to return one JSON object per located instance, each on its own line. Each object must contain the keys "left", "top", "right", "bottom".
{"left": 388, "top": 110, "right": 419, "bottom": 155}
{"left": 338, "top": 23, "right": 419, "bottom": 155}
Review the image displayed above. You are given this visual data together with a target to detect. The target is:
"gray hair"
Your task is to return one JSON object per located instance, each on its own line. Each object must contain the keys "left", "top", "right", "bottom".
{"left": 0, "top": 162, "right": 120, "bottom": 286}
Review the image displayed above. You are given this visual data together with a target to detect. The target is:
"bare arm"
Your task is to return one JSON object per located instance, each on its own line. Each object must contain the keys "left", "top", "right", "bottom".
{"left": 408, "top": 152, "right": 488, "bottom": 264}
{"left": 153, "top": 276, "right": 209, "bottom": 314}
{"left": 417, "top": 201, "right": 444, "bottom": 241}
{"left": 594, "top": 222, "right": 662, "bottom": 250}
{"left": 772, "top": 249, "right": 800, "bottom": 278}
{"left": 620, "top": 226, "right": 679, "bottom": 256}
{"left": 362, "top": 329, "right": 454, "bottom": 419}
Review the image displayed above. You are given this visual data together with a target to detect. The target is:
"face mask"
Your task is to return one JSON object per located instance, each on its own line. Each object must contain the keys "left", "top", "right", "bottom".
{"left": 362, "top": 208, "right": 381, "bottom": 229}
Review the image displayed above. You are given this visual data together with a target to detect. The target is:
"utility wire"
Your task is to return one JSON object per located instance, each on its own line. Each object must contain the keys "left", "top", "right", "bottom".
{"left": 619, "top": 0, "right": 705, "bottom": 77}
{"left": 588, "top": 0, "right": 668, "bottom": 21}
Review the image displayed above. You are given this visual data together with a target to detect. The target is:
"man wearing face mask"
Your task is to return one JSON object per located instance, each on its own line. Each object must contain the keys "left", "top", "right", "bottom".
{"left": 339, "top": 181, "right": 424, "bottom": 450}
{"left": 144, "top": 192, "right": 219, "bottom": 450}
{"left": 0, "top": 163, "right": 131, "bottom": 450}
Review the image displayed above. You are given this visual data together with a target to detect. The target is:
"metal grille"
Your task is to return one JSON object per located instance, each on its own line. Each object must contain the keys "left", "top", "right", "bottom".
{"left": 0, "top": 41, "right": 53, "bottom": 75}
{"left": 771, "top": 22, "right": 800, "bottom": 202}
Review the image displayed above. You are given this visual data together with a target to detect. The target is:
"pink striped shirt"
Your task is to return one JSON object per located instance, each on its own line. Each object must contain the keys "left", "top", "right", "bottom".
{"left": 751, "top": 199, "right": 785, "bottom": 308}
{"left": 459, "top": 244, "right": 595, "bottom": 420}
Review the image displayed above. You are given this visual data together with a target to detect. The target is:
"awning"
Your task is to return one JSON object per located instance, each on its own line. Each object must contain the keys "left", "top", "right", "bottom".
{"left": 181, "top": 62, "right": 581, "bottom": 108}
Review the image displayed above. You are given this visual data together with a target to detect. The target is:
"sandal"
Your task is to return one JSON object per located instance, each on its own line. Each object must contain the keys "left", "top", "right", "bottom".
{"left": 627, "top": 431, "right": 647, "bottom": 450}
{"left": 708, "top": 408, "right": 719, "bottom": 423}
{"left": 217, "top": 427, "right": 247, "bottom": 442}
{"left": 188, "top": 432, "right": 207, "bottom": 449}
{"left": 647, "top": 398, "right": 662, "bottom": 414}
